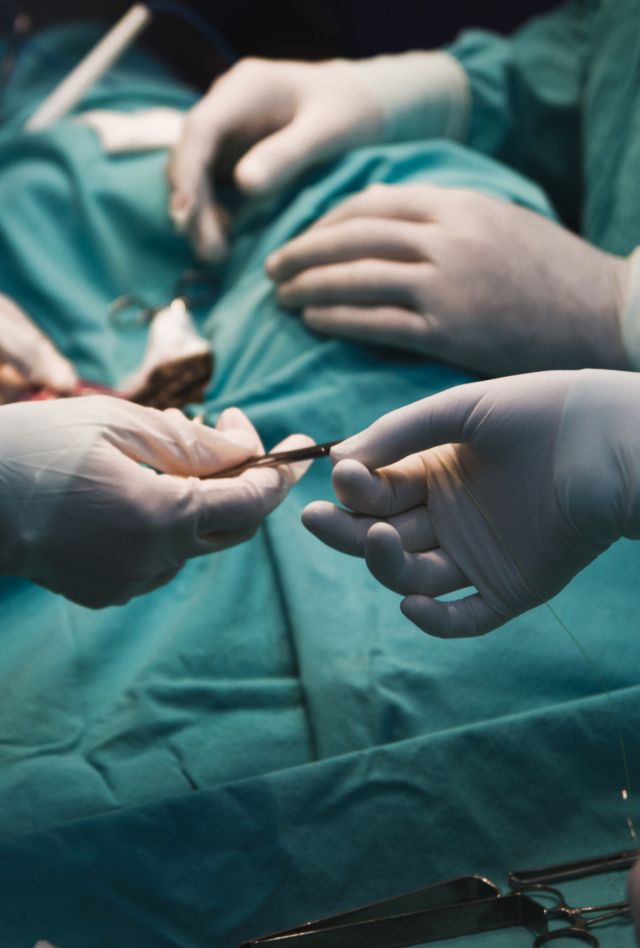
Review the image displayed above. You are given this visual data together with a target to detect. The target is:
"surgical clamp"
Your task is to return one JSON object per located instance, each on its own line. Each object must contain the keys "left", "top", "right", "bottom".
{"left": 237, "top": 848, "right": 638, "bottom": 947}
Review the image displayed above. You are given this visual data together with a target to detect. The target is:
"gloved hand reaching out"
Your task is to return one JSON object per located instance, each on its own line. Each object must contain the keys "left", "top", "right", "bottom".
{"left": 303, "top": 370, "right": 640, "bottom": 638}
{"left": 168, "top": 53, "right": 468, "bottom": 261}
{"left": 268, "top": 184, "right": 632, "bottom": 375}
{"left": 0, "top": 397, "right": 312, "bottom": 608}
{"left": 0, "top": 293, "right": 77, "bottom": 403}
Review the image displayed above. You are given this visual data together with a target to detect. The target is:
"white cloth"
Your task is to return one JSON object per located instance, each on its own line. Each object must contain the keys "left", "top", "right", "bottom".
{"left": 118, "top": 298, "right": 210, "bottom": 398}
{"left": 76, "top": 107, "right": 184, "bottom": 153}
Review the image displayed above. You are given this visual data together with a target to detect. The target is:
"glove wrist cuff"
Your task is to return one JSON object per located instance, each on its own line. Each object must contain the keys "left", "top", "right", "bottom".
{"left": 351, "top": 51, "right": 470, "bottom": 144}
{"left": 556, "top": 369, "right": 640, "bottom": 545}
{"left": 618, "top": 246, "right": 640, "bottom": 370}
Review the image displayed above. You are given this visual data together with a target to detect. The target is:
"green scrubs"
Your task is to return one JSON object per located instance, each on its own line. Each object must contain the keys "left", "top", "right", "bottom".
{"left": 450, "top": 0, "right": 640, "bottom": 253}
{"left": 0, "top": 19, "right": 637, "bottom": 948}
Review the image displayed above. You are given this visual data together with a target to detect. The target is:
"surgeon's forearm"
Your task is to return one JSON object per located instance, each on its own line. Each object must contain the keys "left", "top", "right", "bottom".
{"left": 447, "top": 0, "right": 589, "bottom": 224}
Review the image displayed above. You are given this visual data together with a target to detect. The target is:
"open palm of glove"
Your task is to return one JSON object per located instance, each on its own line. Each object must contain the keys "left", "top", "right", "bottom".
{"left": 0, "top": 293, "right": 77, "bottom": 403}
{"left": 268, "top": 184, "right": 631, "bottom": 375}
{"left": 0, "top": 397, "right": 312, "bottom": 608}
{"left": 303, "top": 370, "right": 640, "bottom": 638}
{"left": 168, "top": 57, "right": 382, "bottom": 262}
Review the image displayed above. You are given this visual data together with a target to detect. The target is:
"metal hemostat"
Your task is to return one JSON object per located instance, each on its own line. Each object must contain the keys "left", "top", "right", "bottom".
{"left": 237, "top": 876, "right": 547, "bottom": 947}
{"left": 238, "top": 850, "right": 638, "bottom": 947}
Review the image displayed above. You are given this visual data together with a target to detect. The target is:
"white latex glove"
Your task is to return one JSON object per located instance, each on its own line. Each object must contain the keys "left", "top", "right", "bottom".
{"left": 268, "top": 184, "right": 632, "bottom": 375}
{"left": 168, "top": 53, "right": 468, "bottom": 261}
{"left": 0, "top": 293, "right": 77, "bottom": 403}
{"left": 303, "top": 370, "right": 640, "bottom": 638}
{"left": 0, "top": 397, "right": 312, "bottom": 608}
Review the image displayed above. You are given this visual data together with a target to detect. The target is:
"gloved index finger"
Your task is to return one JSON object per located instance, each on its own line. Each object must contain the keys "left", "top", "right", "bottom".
{"left": 333, "top": 455, "right": 429, "bottom": 517}
{"left": 331, "top": 379, "right": 491, "bottom": 470}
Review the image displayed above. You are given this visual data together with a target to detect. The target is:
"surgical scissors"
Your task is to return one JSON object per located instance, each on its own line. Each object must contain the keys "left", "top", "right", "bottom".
{"left": 239, "top": 849, "right": 638, "bottom": 946}
{"left": 514, "top": 884, "right": 629, "bottom": 946}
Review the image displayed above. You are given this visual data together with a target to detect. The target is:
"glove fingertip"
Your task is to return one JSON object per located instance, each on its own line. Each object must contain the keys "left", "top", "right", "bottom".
{"left": 400, "top": 595, "right": 435, "bottom": 633}
{"left": 332, "top": 456, "right": 372, "bottom": 490}
{"left": 191, "top": 206, "right": 228, "bottom": 263}
{"left": 234, "top": 154, "right": 274, "bottom": 195}
{"left": 33, "top": 354, "right": 78, "bottom": 392}
{"left": 217, "top": 406, "right": 252, "bottom": 432}
{"left": 301, "top": 499, "right": 334, "bottom": 534}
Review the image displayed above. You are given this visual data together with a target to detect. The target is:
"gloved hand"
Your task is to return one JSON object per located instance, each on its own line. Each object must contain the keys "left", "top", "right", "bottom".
{"left": 303, "top": 370, "right": 640, "bottom": 638}
{"left": 0, "top": 293, "right": 77, "bottom": 403}
{"left": 268, "top": 184, "right": 632, "bottom": 375}
{"left": 0, "top": 397, "right": 312, "bottom": 608}
{"left": 168, "top": 53, "right": 468, "bottom": 261}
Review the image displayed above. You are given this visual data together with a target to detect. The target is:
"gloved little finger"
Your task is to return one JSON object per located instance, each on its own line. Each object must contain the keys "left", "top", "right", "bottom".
{"left": 141, "top": 566, "right": 183, "bottom": 596}
{"left": 303, "top": 305, "right": 432, "bottom": 350}
{"left": 302, "top": 500, "right": 437, "bottom": 556}
{"left": 193, "top": 524, "right": 258, "bottom": 554}
{"left": 401, "top": 592, "right": 504, "bottom": 638}
{"left": 332, "top": 455, "right": 428, "bottom": 517}
{"left": 365, "top": 521, "right": 467, "bottom": 597}
{"left": 266, "top": 219, "right": 428, "bottom": 282}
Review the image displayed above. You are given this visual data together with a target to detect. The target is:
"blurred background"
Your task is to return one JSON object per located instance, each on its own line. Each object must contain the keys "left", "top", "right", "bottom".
{"left": 2, "top": 0, "right": 560, "bottom": 88}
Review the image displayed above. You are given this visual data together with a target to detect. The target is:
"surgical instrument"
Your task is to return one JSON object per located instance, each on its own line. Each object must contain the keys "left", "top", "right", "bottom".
{"left": 238, "top": 849, "right": 637, "bottom": 946}
{"left": 203, "top": 440, "right": 341, "bottom": 480}
{"left": 108, "top": 270, "right": 219, "bottom": 330}
{"left": 237, "top": 875, "right": 549, "bottom": 947}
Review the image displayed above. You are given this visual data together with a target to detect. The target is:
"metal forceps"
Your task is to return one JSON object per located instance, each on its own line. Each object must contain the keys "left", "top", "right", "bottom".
{"left": 202, "top": 440, "right": 341, "bottom": 480}
{"left": 108, "top": 269, "right": 218, "bottom": 329}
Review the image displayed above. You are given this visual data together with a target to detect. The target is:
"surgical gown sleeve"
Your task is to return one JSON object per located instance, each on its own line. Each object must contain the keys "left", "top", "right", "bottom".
{"left": 447, "top": 1, "right": 592, "bottom": 226}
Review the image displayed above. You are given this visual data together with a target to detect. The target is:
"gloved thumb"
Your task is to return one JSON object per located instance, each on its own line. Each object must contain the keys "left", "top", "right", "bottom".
{"left": 234, "top": 118, "right": 327, "bottom": 195}
{"left": 332, "top": 379, "right": 492, "bottom": 470}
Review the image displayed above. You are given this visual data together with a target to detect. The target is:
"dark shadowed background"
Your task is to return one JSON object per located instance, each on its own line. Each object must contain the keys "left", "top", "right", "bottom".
{"left": 3, "top": 0, "right": 560, "bottom": 86}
